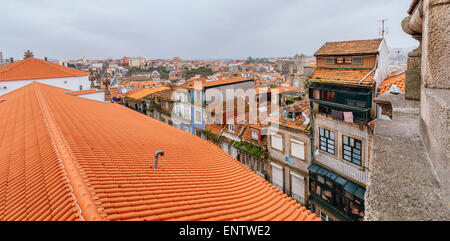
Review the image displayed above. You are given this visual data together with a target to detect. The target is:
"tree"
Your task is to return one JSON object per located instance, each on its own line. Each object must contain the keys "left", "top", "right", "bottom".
{"left": 24, "top": 50, "right": 34, "bottom": 59}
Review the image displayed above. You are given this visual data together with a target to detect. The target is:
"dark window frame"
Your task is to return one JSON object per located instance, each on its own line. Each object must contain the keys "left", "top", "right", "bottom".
{"left": 319, "top": 128, "right": 335, "bottom": 155}
{"left": 342, "top": 135, "right": 362, "bottom": 166}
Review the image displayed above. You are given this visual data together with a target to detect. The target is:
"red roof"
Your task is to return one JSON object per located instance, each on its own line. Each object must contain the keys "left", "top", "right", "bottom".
{"left": 0, "top": 58, "right": 89, "bottom": 82}
{"left": 0, "top": 82, "right": 320, "bottom": 221}
{"left": 379, "top": 68, "right": 406, "bottom": 94}
{"left": 315, "top": 39, "right": 383, "bottom": 56}
{"left": 309, "top": 68, "right": 375, "bottom": 85}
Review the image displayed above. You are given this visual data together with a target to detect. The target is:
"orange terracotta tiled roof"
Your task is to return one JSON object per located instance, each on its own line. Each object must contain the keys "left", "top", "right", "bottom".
{"left": 309, "top": 68, "right": 375, "bottom": 85}
{"left": 0, "top": 82, "right": 320, "bottom": 221}
{"left": 0, "top": 58, "right": 89, "bottom": 81}
{"left": 379, "top": 68, "right": 406, "bottom": 94}
{"left": 268, "top": 99, "right": 310, "bottom": 131}
{"left": 65, "top": 89, "right": 105, "bottom": 96}
{"left": 125, "top": 86, "right": 170, "bottom": 100}
{"left": 271, "top": 86, "right": 298, "bottom": 94}
{"left": 315, "top": 39, "right": 383, "bottom": 56}
{"left": 183, "top": 77, "right": 252, "bottom": 90}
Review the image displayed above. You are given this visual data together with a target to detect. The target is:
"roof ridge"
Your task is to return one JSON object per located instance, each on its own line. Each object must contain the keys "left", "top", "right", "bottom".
{"left": 0, "top": 58, "right": 31, "bottom": 74}
{"left": 37, "top": 58, "right": 80, "bottom": 77}
{"left": 33, "top": 83, "right": 103, "bottom": 221}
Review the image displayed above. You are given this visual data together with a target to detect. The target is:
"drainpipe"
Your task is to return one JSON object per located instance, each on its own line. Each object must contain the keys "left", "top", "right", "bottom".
{"left": 359, "top": 55, "right": 378, "bottom": 85}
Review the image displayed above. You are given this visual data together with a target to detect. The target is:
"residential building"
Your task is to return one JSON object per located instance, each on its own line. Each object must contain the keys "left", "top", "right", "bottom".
{"left": 172, "top": 77, "right": 255, "bottom": 135}
{"left": 307, "top": 38, "right": 389, "bottom": 221}
{"left": 267, "top": 99, "right": 312, "bottom": 206}
{"left": 202, "top": 98, "right": 271, "bottom": 179}
{"left": 124, "top": 86, "right": 171, "bottom": 114}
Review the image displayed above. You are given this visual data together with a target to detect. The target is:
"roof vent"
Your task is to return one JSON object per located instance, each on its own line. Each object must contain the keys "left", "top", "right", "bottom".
{"left": 154, "top": 150, "right": 164, "bottom": 170}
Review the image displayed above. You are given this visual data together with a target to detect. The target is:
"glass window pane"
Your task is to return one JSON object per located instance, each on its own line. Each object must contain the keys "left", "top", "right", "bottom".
{"left": 320, "top": 128, "right": 324, "bottom": 136}
{"left": 355, "top": 141, "right": 361, "bottom": 149}
{"left": 330, "top": 132, "right": 335, "bottom": 140}
{"left": 328, "top": 144, "right": 334, "bottom": 149}
{"left": 344, "top": 155, "right": 351, "bottom": 161}
{"left": 325, "top": 130, "right": 329, "bottom": 138}
{"left": 343, "top": 136, "right": 348, "bottom": 145}
{"left": 344, "top": 145, "right": 351, "bottom": 151}
{"left": 344, "top": 150, "right": 352, "bottom": 156}
{"left": 327, "top": 139, "right": 334, "bottom": 145}
{"left": 354, "top": 149, "right": 361, "bottom": 155}
{"left": 354, "top": 160, "right": 361, "bottom": 166}
{"left": 329, "top": 149, "right": 335, "bottom": 155}
{"left": 350, "top": 138, "right": 354, "bottom": 147}
{"left": 354, "top": 154, "right": 361, "bottom": 160}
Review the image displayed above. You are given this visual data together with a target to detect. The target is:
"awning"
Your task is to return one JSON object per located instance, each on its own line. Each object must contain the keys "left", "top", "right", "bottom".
{"left": 354, "top": 187, "right": 366, "bottom": 200}
{"left": 308, "top": 163, "right": 321, "bottom": 174}
{"left": 344, "top": 181, "right": 358, "bottom": 193}
{"left": 309, "top": 163, "right": 366, "bottom": 200}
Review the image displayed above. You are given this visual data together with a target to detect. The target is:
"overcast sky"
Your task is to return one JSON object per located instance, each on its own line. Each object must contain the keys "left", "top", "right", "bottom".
{"left": 1, "top": 0, "right": 417, "bottom": 60}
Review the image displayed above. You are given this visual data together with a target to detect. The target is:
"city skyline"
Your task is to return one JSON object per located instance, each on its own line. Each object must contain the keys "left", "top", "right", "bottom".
{"left": 2, "top": 0, "right": 417, "bottom": 60}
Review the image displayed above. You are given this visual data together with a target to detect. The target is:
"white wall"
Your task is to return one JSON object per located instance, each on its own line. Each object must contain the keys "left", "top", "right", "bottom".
{"left": 78, "top": 92, "right": 106, "bottom": 102}
{"left": 0, "top": 76, "right": 90, "bottom": 96}
{"left": 375, "top": 39, "right": 390, "bottom": 88}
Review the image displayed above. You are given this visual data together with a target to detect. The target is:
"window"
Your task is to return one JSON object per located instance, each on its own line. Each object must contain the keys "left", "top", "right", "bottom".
{"left": 251, "top": 130, "right": 259, "bottom": 141}
{"left": 352, "top": 56, "right": 362, "bottom": 65}
{"left": 319, "top": 128, "right": 335, "bottom": 155}
{"left": 256, "top": 160, "right": 265, "bottom": 174}
{"left": 228, "top": 123, "right": 235, "bottom": 132}
{"left": 196, "top": 91, "right": 201, "bottom": 104}
{"left": 195, "top": 110, "right": 202, "bottom": 123}
{"left": 336, "top": 57, "right": 344, "bottom": 64}
{"left": 291, "top": 139, "right": 305, "bottom": 160}
{"left": 325, "top": 57, "right": 335, "bottom": 65}
{"left": 320, "top": 211, "right": 332, "bottom": 221}
{"left": 344, "top": 57, "right": 352, "bottom": 64}
{"left": 286, "top": 111, "right": 295, "bottom": 121}
{"left": 79, "top": 85, "right": 83, "bottom": 91}
{"left": 342, "top": 135, "right": 362, "bottom": 166}
{"left": 271, "top": 134, "right": 283, "bottom": 151}
{"left": 320, "top": 90, "right": 335, "bottom": 102}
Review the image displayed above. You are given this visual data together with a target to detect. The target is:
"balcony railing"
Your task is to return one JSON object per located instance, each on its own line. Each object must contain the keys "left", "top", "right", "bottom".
{"left": 310, "top": 99, "right": 371, "bottom": 123}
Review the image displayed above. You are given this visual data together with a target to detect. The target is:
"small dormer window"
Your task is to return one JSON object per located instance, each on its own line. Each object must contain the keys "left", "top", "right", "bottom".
{"left": 352, "top": 56, "right": 362, "bottom": 65}
{"left": 228, "top": 123, "right": 235, "bottom": 132}
{"left": 286, "top": 111, "right": 295, "bottom": 121}
{"left": 251, "top": 130, "right": 259, "bottom": 140}
{"left": 325, "top": 57, "right": 335, "bottom": 65}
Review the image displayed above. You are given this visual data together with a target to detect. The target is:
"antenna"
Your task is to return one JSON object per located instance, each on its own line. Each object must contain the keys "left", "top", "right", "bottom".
{"left": 378, "top": 19, "right": 388, "bottom": 38}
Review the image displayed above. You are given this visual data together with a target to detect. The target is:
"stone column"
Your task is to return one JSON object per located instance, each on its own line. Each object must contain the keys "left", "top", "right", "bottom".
{"left": 402, "top": 15, "right": 423, "bottom": 100}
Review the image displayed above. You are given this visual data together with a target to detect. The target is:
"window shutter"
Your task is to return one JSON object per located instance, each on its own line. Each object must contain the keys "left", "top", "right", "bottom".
{"left": 325, "top": 57, "right": 335, "bottom": 65}
{"left": 291, "top": 140, "right": 305, "bottom": 160}
{"left": 271, "top": 134, "right": 283, "bottom": 151}
{"left": 291, "top": 173, "right": 305, "bottom": 203}
{"left": 271, "top": 163, "right": 284, "bottom": 190}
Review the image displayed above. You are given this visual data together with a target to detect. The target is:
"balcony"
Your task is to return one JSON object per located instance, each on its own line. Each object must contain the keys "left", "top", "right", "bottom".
{"left": 310, "top": 98, "right": 371, "bottom": 123}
